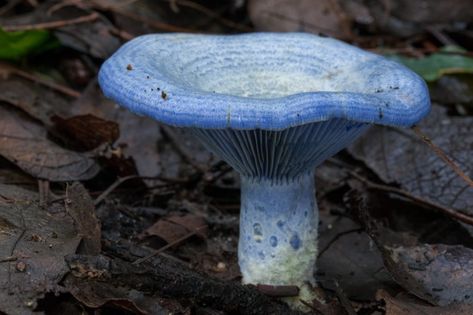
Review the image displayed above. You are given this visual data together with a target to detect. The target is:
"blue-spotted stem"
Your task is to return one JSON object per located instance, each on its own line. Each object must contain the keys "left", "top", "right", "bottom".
{"left": 239, "top": 173, "right": 318, "bottom": 306}
{"left": 191, "top": 119, "right": 369, "bottom": 308}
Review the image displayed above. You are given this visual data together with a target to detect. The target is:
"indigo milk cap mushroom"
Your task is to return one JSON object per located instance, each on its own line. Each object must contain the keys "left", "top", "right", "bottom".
{"left": 98, "top": 32, "right": 430, "bottom": 310}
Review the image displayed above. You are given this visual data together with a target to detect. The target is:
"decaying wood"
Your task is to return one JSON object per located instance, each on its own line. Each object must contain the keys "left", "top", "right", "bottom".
{"left": 66, "top": 254, "right": 305, "bottom": 315}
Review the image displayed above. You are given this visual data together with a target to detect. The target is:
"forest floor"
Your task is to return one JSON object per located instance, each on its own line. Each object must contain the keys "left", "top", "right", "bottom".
{"left": 0, "top": 1, "right": 473, "bottom": 314}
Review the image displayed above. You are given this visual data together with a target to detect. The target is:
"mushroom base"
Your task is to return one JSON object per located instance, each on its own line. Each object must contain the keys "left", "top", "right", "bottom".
{"left": 239, "top": 172, "right": 318, "bottom": 307}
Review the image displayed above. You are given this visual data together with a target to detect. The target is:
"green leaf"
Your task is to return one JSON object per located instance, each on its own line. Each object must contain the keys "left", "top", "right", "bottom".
{"left": 388, "top": 46, "right": 473, "bottom": 82}
{"left": 0, "top": 28, "right": 57, "bottom": 61}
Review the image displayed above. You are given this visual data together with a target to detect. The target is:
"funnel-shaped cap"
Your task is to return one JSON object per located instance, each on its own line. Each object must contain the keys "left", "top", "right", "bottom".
{"left": 99, "top": 33, "right": 430, "bottom": 130}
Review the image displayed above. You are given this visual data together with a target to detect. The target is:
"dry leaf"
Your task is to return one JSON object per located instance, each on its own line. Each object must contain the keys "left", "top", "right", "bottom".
{"left": 143, "top": 213, "right": 207, "bottom": 244}
{"left": 377, "top": 290, "right": 473, "bottom": 315}
{"left": 349, "top": 105, "right": 473, "bottom": 221}
{"left": 0, "top": 183, "right": 81, "bottom": 315}
{"left": 0, "top": 105, "right": 99, "bottom": 181}
{"left": 248, "top": 0, "right": 352, "bottom": 38}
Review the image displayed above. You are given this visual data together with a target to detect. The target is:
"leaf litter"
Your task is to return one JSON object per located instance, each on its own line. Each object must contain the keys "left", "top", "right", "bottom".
{"left": 0, "top": 183, "right": 81, "bottom": 315}
{"left": 349, "top": 104, "right": 473, "bottom": 222}
{"left": 1, "top": 0, "right": 473, "bottom": 314}
{"left": 345, "top": 179, "right": 473, "bottom": 310}
{"left": 0, "top": 105, "right": 99, "bottom": 181}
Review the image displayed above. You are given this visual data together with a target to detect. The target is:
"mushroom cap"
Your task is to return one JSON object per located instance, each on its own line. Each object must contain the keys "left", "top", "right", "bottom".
{"left": 99, "top": 32, "right": 430, "bottom": 130}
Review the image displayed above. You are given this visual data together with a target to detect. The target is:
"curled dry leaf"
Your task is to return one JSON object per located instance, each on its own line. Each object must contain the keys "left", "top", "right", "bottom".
{"left": 52, "top": 114, "right": 120, "bottom": 151}
{"left": 0, "top": 105, "right": 99, "bottom": 181}
{"left": 70, "top": 82, "right": 164, "bottom": 178}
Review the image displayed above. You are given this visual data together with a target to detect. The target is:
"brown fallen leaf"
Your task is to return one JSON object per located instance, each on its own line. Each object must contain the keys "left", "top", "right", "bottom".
{"left": 0, "top": 74, "right": 71, "bottom": 124}
{"left": 64, "top": 275, "right": 173, "bottom": 315}
{"left": 377, "top": 289, "right": 473, "bottom": 315}
{"left": 69, "top": 82, "right": 165, "bottom": 178}
{"left": 143, "top": 213, "right": 207, "bottom": 244}
{"left": 0, "top": 183, "right": 81, "bottom": 315}
{"left": 0, "top": 105, "right": 99, "bottom": 181}
{"left": 346, "top": 183, "right": 473, "bottom": 306}
{"left": 52, "top": 114, "right": 120, "bottom": 151}
{"left": 248, "top": 0, "right": 352, "bottom": 39}
{"left": 349, "top": 105, "right": 473, "bottom": 227}
{"left": 383, "top": 244, "right": 473, "bottom": 306}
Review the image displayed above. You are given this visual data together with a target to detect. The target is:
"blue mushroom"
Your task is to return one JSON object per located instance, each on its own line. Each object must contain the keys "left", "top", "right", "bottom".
{"left": 99, "top": 33, "right": 430, "bottom": 309}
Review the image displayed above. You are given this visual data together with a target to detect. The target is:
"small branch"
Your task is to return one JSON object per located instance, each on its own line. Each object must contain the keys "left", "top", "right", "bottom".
{"left": 96, "top": 2, "right": 197, "bottom": 33}
{"left": 0, "top": 0, "right": 21, "bottom": 16}
{"left": 256, "top": 284, "right": 299, "bottom": 297}
{"left": 0, "top": 62, "right": 80, "bottom": 98}
{"left": 0, "top": 256, "right": 17, "bottom": 263}
{"left": 333, "top": 280, "right": 356, "bottom": 315}
{"left": 169, "top": 0, "right": 252, "bottom": 32}
{"left": 94, "top": 174, "right": 189, "bottom": 206}
{"left": 2, "top": 12, "right": 99, "bottom": 31}
{"left": 412, "top": 125, "right": 473, "bottom": 189}
{"left": 348, "top": 170, "right": 473, "bottom": 226}
{"left": 317, "top": 228, "right": 363, "bottom": 258}
{"left": 132, "top": 225, "right": 207, "bottom": 265}
{"left": 38, "top": 179, "right": 49, "bottom": 208}
{"left": 67, "top": 254, "right": 305, "bottom": 315}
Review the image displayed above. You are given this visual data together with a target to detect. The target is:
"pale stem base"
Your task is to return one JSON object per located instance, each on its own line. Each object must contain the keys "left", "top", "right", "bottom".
{"left": 238, "top": 173, "right": 319, "bottom": 309}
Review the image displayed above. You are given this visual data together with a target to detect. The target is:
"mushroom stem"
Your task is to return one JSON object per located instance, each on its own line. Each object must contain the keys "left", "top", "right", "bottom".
{"left": 239, "top": 172, "right": 318, "bottom": 306}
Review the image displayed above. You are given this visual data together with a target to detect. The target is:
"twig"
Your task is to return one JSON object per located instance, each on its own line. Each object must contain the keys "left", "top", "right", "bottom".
{"left": 0, "top": 256, "right": 17, "bottom": 263}
{"left": 168, "top": 0, "right": 252, "bottom": 32}
{"left": 256, "top": 284, "right": 299, "bottom": 297}
{"left": 348, "top": 170, "right": 473, "bottom": 226}
{"left": 203, "top": 163, "right": 233, "bottom": 183}
{"left": 96, "top": 3, "right": 197, "bottom": 33}
{"left": 412, "top": 125, "right": 473, "bottom": 189}
{"left": 317, "top": 228, "right": 363, "bottom": 258}
{"left": 67, "top": 254, "right": 305, "bottom": 315}
{"left": 426, "top": 26, "right": 457, "bottom": 46}
{"left": 38, "top": 179, "right": 49, "bottom": 208}
{"left": 7, "top": 203, "right": 27, "bottom": 290}
{"left": 0, "top": 62, "right": 80, "bottom": 98}
{"left": 0, "top": 0, "right": 21, "bottom": 16}
{"left": 265, "top": 11, "right": 350, "bottom": 39}
{"left": 0, "top": 194, "right": 14, "bottom": 203}
{"left": 94, "top": 174, "right": 189, "bottom": 206}
{"left": 299, "top": 299, "right": 322, "bottom": 315}
{"left": 108, "top": 27, "right": 134, "bottom": 41}
{"left": 333, "top": 280, "right": 356, "bottom": 315}
{"left": 2, "top": 12, "right": 99, "bottom": 31}
{"left": 132, "top": 225, "right": 207, "bottom": 265}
